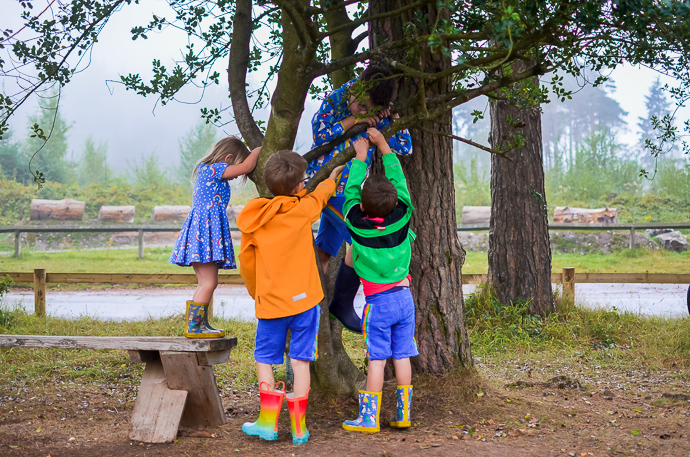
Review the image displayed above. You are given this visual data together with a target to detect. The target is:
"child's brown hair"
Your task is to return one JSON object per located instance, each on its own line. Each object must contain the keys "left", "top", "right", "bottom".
{"left": 263, "top": 150, "right": 308, "bottom": 196}
{"left": 361, "top": 174, "right": 398, "bottom": 218}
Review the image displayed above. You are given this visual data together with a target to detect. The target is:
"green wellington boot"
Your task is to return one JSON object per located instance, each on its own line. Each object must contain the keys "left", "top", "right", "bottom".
{"left": 184, "top": 301, "right": 225, "bottom": 338}
{"left": 389, "top": 385, "right": 412, "bottom": 428}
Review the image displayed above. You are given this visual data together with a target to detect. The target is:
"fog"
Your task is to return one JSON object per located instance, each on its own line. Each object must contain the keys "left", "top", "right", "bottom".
{"left": 3, "top": 1, "right": 688, "bottom": 174}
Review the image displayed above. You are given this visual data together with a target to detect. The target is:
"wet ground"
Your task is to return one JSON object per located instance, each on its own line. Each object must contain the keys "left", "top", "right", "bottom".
{"left": 1, "top": 283, "right": 688, "bottom": 321}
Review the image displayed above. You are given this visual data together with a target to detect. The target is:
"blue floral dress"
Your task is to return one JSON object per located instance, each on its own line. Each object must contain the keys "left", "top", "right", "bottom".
{"left": 169, "top": 162, "right": 236, "bottom": 269}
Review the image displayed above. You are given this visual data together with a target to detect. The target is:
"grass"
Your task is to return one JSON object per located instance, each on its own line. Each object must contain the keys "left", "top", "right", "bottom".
{"left": 465, "top": 284, "right": 690, "bottom": 373}
{"left": 463, "top": 248, "right": 690, "bottom": 274}
{"left": 0, "top": 246, "right": 240, "bottom": 274}
{"left": 1, "top": 291, "right": 687, "bottom": 396}
{"left": 0, "top": 305, "right": 368, "bottom": 393}
{"left": 2, "top": 246, "right": 689, "bottom": 276}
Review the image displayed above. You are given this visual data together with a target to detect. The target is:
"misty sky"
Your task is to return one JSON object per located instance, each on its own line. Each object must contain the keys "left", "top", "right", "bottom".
{"left": 4, "top": 1, "right": 688, "bottom": 174}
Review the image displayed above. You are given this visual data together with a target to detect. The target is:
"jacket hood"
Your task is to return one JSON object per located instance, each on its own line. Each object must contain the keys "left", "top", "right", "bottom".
{"left": 236, "top": 189, "right": 306, "bottom": 233}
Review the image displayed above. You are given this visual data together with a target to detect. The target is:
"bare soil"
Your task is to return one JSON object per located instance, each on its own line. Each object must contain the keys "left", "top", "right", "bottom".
{"left": 1, "top": 358, "right": 689, "bottom": 457}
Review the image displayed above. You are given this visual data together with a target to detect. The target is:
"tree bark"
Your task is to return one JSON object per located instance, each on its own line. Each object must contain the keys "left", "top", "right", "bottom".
{"left": 369, "top": 0, "right": 472, "bottom": 374}
{"left": 488, "top": 61, "right": 553, "bottom": 316}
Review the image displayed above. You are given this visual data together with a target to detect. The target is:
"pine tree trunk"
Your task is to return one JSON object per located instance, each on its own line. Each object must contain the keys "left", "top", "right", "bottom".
{"left": 488, "top": 61, "right": 553, "bottom": 316}
{"left": 369, "top": 0, "right": 472, "bottom": 374}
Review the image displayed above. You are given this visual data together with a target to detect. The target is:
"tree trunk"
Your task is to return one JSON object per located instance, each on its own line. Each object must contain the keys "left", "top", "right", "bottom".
{"left": 311, "top": 247, "right": 366, "bottom": 393}
{"left": 370, "top": 0, "right": 472, "bottom": 374}
{"left": 488, "top": 61, "right": 553, "bottom": 316}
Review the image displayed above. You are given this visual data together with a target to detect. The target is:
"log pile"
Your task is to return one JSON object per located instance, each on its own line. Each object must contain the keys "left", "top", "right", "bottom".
{"left": 553, "top": 206, "right": 618, "bottom": 224}
{"left": 461, "top": 206, "right": 491, "bottom": 225}
{"left": 30, "top": 198, "right": 85, "bottom": 221}
{"left": 151, "top": 205, "right": 191, "bottom": 222}
{"left": 99, "top": 206, "right": 135, "bottom": 223}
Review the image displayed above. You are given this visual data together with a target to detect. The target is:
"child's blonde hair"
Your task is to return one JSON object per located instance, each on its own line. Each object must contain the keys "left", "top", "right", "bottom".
{"left": 192, "top": 136, "right": 251, "bottom": 181}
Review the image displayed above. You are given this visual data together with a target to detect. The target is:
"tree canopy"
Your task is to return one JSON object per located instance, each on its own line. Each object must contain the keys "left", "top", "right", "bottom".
{"left": 2, "top": 0, "right": 689, "bottom": 186}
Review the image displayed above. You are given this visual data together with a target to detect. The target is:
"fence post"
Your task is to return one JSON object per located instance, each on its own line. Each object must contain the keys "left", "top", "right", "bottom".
{"left": 14, "top": 231, "right": 21, "bottom": 258}
{"left": 629, "top": 226, "right": 636, "bottom": 250}
{"left": 138, "top": 229, "right": 144, "bottom": 259}
{"left": 34, "top": 268, "right": 46, "bottom": 317}
{"left": 562, "top": 267, "right": 575, "bottom": 300}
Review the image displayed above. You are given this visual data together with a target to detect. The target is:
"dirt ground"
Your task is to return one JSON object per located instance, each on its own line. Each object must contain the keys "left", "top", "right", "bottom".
{"left": 1, "top": 360, "right": 689, "bottom": 457}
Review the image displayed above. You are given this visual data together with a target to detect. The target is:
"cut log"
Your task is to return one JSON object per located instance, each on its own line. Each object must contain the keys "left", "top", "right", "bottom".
{"left": 30, "top": 198, "right": 85, "bottom": 221}
{"left": 461, "top": 206, "right": 491, "bottom": 225}
{"left": 151, "top": 205, "right": 191, "bottom": 222}
{"left": 99, "top": 206, "right": 135, "bottom": 223}
{"left": 553, "top": 206, "right": 618, "bottom": 224}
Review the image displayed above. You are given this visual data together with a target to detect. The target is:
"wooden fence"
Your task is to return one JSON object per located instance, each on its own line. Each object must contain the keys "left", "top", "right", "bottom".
{"left": 2, "top": 221, "right": 689, "bottom": 259}
{"left": 2, "top": 268, "right": 689, "bottom": 317}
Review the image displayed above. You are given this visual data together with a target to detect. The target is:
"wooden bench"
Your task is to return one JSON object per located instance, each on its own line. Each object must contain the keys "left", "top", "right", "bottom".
{"left": 0, "top": 335, "right": 237, "bottom": 443}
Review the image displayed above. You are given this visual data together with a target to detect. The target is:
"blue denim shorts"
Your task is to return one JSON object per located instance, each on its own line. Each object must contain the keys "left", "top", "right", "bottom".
{"left": 361, "top": 287, "right": 418, "bottom": 360}
{"left": 254, "top": 305, "right": 320, "bottom": 365}
{"left": 314, "top": 198, "right": 351, "bottom": 257}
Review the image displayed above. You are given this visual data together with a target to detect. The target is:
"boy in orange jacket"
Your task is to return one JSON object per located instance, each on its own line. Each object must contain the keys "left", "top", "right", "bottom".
{"left": 237, "top": 150, "right": 344, "bottom": 445}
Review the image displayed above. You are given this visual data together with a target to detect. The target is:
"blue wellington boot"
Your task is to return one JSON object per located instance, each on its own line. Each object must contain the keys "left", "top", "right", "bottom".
{"left": 342, "top": 390, "right": 381, "bottom": 433}
{"left": 328, "top": 261, "right": 362, "bottom": 333}
{"left": 389, "top": 385, "right": 412, "bottom": 428}
{"left": 184, "top": 301, "right": 225, "bottom": 338}
{"left": 187, "top": 300, "right": 225, "bottom": 334}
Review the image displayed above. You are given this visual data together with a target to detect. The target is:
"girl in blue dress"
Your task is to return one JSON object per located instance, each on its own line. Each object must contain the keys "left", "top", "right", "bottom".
{"left": 170, "top": 136, "right": 261, "bottom": 338}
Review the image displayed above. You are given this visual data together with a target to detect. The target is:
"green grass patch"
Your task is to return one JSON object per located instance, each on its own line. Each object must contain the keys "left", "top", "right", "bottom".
{"left": 465, "top": 284, "right": 690, "bottom": 372}
{"left": 463, "top": 248, "right": 690, "bottom": 274}
{"left": 0, "top": 306, "right": 368, "bottom": 394}
{"left": 0, "top": 246, "right": 240, "bottom": 274}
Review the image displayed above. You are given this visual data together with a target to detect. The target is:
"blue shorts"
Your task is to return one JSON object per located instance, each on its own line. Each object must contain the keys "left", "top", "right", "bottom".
{"left": 254, "top": 305, "right": 320, "bottom": 365}
{"left": 315, "top": 197, "right": 351, "bottom": 258}
{"left": 361, "top": 287, "right": 418, "bottom": 360}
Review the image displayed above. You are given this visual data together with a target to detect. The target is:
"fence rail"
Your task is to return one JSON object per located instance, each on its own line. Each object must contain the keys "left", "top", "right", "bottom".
{"left": 2, "top": 268, "right": 688, "bottom": 317}
{"left": 2, "top": 221, "right": 689, "bottom": 259}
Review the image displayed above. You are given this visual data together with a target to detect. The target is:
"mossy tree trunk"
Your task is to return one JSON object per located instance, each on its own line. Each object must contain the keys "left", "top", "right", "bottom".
{"left": 369, "top": 0, "right": 473, "bottom": 374}
{"left": 488, "top": 60, "right": 554, "bottom": 316}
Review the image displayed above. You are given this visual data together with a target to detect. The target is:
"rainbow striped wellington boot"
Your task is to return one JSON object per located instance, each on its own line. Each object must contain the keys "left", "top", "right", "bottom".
{"left": 389, "top": 385, "right": 412, "bottom": 428}
{"left": 242, "top": 382, "right": 286, "bottom": 441}
{"left": 342, "top": 390, "right": 381, "bottom": 433}
{"left": 184, "top": 301, "right": 225, "bottom": 338}
{"left": 287, "top": 388, "right": 310, "bottom": 445}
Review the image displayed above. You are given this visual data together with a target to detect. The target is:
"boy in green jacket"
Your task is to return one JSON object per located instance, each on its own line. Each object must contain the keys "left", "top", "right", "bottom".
{"left": 341, "top": 129, "right": 418, "bottom": 433}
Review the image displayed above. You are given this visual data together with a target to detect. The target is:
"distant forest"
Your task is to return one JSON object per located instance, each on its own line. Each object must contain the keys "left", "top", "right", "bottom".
{"left": 0, "top": 75, "right": 689, "bottom": 225}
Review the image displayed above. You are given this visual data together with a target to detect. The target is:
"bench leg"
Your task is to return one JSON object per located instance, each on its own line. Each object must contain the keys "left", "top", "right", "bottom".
{"left": 160, "top": 351, "right": 226, "bottom": 428}
{"left": 129, "top": 355, "right": 188, "bottom": 443}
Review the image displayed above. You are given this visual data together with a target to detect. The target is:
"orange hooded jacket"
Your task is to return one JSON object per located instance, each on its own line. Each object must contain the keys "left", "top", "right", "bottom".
{"left": 236, "top": 179, "right": 336, "bottom": 319}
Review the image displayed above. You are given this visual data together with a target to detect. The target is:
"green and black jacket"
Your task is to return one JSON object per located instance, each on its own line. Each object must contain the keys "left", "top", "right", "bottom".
{"left": 343, "top": 153, "right": 416, "bottom": 284}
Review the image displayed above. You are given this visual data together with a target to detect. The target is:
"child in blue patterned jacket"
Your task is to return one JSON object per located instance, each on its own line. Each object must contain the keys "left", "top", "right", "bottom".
{"left": 170, "top": 136, "right": 260, "bottom": 338}
{"left": 306, "top": 64, "right": 412, "bottom": 333}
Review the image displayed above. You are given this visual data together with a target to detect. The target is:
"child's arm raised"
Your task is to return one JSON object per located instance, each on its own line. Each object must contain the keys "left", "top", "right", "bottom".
{"left": 298, "top": 165, "right": 346, "bottom": 222}
{"left": 342, "top": 137, "right": 370, "bottom": 216}
{"left": 366, "top": 129, "right": 412, "bottom": 206}
{"left": 222, "top": 147, "right": 261, "bottom": 180}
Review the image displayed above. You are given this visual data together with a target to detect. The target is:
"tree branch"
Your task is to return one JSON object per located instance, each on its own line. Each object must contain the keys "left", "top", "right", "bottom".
{"left": 228, "top": 0, "right": 264, "bottom": 149}
{"left": 302, "top": 123, "right": 368, "bottom": 163}
{"left": 411, "top": 125, "right": 514, "bottom": 160}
